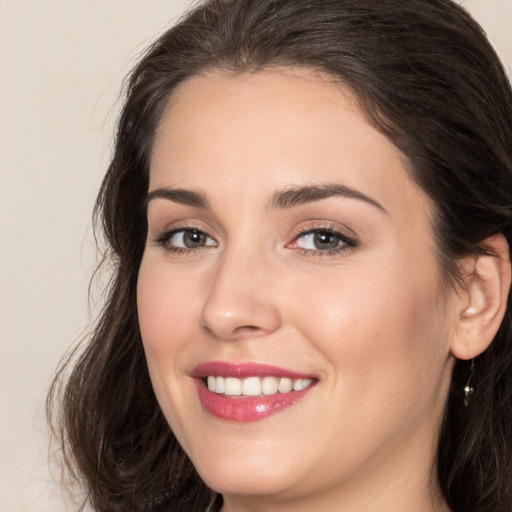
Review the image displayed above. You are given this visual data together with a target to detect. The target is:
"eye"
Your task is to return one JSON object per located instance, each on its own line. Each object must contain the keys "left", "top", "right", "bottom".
{"left": 290, "top": 228, "right": 357, "bottom": 254}
{"left": 155, "top": 228, "right": 216, "bottom": 251}
{"left": 171, "top": 229, "right": 214, "bottom": 248}
{"left": 296, "top": 231, "right": 342, "bottom": 250}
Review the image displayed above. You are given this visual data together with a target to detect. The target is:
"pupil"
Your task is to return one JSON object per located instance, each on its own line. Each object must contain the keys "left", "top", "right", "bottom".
{"left": 313, "top": 232, "right": 339, "bottom": 250}
{"left": 185, "top": 230, "right": 205, "bottom": 247}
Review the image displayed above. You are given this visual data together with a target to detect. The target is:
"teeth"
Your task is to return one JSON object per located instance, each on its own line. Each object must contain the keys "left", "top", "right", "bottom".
{"left": 242, "top": 377, "right": 261, "bottom": 396}
{"left": 261, "top": 376, "right": 278, "bottom": 395}
{"left": 206, "top": 376, "right": 313, "bottom": 396}
{"left": 278, "top": 377, "right": 293, "bottom": 393}
{"left": 224, "top": 377, "right": 242, "bottom": 396}
{"left": 293, "top": 379, "right": 312, "bottom": 391}
{"left": 215, "top": 376, "right": 225, "bottom": 394}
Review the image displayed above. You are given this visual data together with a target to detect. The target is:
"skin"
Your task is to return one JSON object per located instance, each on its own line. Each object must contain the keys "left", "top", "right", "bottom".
{"left": 137, "top": 68, "right": 461, "bottom": 512}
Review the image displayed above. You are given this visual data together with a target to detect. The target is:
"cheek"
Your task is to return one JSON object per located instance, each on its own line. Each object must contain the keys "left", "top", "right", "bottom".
{"left": 136, "top": 256, "right": 204, "bottom": 407}
{"left": 288, "top": 255, "right": 450, "bottom": 408}
{"left": 136, "top": 256, "right": 204, "bottom": 440}
{"left": 138, "top": 257, "right": 197, "bottom": 356}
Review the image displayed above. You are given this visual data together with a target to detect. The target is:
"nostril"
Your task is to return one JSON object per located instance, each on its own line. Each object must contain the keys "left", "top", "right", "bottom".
{"left": 202, "top": 324, "right": 218, "bottom": 339}
{"left": 202, "top": 322, "right": 269, "bottom": 340}
{"left": 233, "top": 325, "right": 267, "bottom": 337}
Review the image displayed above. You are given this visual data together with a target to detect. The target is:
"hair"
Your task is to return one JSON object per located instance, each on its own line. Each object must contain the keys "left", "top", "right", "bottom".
{"left": 48, "top": 1, "right": 512, "bottom": 511}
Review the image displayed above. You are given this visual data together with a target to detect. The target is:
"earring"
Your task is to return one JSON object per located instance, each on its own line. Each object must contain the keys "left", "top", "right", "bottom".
{"left": 463, "top": 306, "right": 477, "bottom": 317}
{"left": 464, "top": 359, "right": 475, "bottom": 407}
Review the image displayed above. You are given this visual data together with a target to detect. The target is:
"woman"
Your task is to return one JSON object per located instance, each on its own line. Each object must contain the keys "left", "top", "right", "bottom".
{"left": 49, "top": 0, "right": 512, "bottom": 511}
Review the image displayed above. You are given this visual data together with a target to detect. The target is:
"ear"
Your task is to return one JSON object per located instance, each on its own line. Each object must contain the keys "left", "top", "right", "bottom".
{"left": 451, "top": 234, "right": 511, "bottom": 360}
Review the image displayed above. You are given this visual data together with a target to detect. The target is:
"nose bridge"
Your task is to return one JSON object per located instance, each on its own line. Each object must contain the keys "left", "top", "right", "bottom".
{"left": 200, "top": 242, "right": 281, "bottom": 340}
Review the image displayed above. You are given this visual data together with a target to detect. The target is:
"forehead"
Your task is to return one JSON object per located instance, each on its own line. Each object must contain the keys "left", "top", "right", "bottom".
{"left": 150, "top": 67, "right": 429, "bottom": 220}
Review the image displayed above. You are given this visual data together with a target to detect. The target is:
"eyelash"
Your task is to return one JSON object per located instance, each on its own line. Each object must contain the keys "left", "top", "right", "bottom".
{"left": 152, "top": 225, "right": 358, "bottom": 257}
{"left": 289, "top": 226, "right": 358, "bottom": 257}
{"left": 153, "top": 225, "right": 216, "bottom": 255}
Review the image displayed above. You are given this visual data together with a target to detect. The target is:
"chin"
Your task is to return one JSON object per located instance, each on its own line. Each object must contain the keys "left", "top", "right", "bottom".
{"left": 201, "top": 466, "right": 296, "bottom": 499}
{"left": 189, "top": 440, "right": 302, "bottom": 497}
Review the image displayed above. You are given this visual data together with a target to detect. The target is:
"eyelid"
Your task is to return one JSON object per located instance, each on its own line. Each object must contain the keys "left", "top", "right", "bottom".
{"left": 287, "top": 223, "right": 359, "bottom": 255}
{"left": 152, "top": 223, "right": 218, "bottom": 253}
{"left": 149, "top": 218, "right": 359, "bottom": 256}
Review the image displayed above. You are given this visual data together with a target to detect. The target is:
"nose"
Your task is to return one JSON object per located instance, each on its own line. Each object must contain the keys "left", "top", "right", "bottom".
{"left": 200, "top": 250, "right": 281, "bottom": 341}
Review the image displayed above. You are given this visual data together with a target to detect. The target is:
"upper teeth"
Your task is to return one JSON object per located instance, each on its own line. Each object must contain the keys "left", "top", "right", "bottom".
{"left": 206, "top": 376, "right": 313, "bottom": 396}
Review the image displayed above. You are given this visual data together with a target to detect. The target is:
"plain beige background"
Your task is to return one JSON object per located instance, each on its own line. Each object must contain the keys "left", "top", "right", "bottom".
{"left": 0, "top": 1, "right": 511, "bottom": 511}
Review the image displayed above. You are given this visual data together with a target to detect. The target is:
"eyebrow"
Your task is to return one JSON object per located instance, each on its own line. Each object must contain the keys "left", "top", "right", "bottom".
{"left": 145, "top": 183, "right": 385, "bottom": 213}
{"left": 146, "top": 188, "right": 209, "bottom": 209}
{"left": 268, "top": 184, "right": 386, "bottom": 212}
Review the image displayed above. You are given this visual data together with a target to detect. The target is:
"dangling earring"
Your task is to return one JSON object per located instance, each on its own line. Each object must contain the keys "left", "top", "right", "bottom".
{"left": 464, "top": 359, "right": 475, "bottom": 407}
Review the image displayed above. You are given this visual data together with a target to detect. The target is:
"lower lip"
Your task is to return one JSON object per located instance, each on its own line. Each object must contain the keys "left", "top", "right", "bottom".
{"left": 195, "top": 380, "right": 315, "bottom": 422}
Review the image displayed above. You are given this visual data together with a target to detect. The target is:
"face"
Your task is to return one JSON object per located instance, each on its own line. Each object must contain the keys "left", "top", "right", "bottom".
{"left": 137, "top": 69, "right": 457, "bottom": 509}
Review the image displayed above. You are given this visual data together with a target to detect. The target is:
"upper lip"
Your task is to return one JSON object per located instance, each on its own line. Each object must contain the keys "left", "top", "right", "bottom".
{"left": 192, "top": 361, "right": 316, "bottom": 379}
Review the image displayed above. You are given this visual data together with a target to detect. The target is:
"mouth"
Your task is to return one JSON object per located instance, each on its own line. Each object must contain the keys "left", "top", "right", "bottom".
{"left": 193, "top": 362, "right": 318, "bottom": 422}
{"left": 206, "top": 375, "right": 314, "bottom": 396}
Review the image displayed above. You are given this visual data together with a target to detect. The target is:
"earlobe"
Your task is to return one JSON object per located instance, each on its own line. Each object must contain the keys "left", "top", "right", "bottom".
{"left": 451, "top": 234, "right": 511, "bottom": 360}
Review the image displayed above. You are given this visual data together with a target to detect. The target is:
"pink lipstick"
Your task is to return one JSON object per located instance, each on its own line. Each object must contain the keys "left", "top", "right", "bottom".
{"left": 193, "top": 362, "right": 317, "bottom": 422}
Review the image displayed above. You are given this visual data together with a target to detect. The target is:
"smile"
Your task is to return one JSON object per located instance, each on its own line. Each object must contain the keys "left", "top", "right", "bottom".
{"left": 193, "top": 362, "right": 318, "bottom": 422}
{"left": 206, "top": 375, "right": 314, "bottom": 396}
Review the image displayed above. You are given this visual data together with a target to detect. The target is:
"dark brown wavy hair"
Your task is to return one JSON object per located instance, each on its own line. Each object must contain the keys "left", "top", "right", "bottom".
{"left": 48, "top": 1, "right": 512, "bottom": 511}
